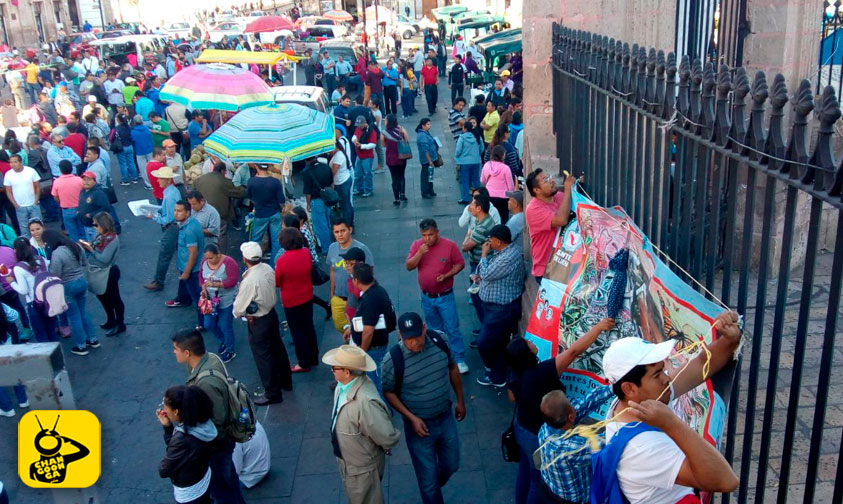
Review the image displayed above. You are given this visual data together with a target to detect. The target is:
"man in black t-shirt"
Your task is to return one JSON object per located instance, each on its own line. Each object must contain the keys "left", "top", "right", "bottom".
{"left": 302, "top": 157, "right": 335, "bottom": 254}
{"left": 351, "top": 263, "right": 396, "bottom": 398}
{"left": 468, "top": 94, "right": 487, "bottom": 126}
{"left": 448, "top": 55, "right": 466, "bottom": 105}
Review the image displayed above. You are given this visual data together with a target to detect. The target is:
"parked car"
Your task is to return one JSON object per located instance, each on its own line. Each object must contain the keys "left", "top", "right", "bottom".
{"left": 271, "top": 85, "right": 330, "bottom": 113}
{"left": 207, "top": 21, "right": 245, "bottom": 43}
{"left": 91, "top": 34, "right": 170, "bottom": 66}
{"left": 317, "top": 39, "right": 360, "bottom": 67}
{"left": 67, "top": 32, "right": 98, "bottom": 58}
{"left": 166, "top": 22, "right": 192, "bottom": 40}
{"left": 293, "top": 25, "right": 349, "bottom": 54}
{"left": 98, "top": 29, "right": 133, "bottom": 39}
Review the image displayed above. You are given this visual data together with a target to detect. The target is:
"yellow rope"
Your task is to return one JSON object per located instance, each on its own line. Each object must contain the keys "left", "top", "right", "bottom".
{"left": 537, "top": 320, "right": 719, "bottom": 470}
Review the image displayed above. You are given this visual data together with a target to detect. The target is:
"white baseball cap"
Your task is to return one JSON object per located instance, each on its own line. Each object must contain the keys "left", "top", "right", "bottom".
{"left": 240, "top": 241, "right": 263, "bottom": 261}
{"left": 602, "top": 338, "right": 674, "bottom": 384}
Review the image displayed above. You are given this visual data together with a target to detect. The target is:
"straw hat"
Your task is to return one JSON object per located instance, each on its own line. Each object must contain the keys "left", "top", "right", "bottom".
{"left": 321, "top": 345, "right": 376, "bottom": 372}
{"left": 150, "top": 166, "right": 175, "bottom": 179}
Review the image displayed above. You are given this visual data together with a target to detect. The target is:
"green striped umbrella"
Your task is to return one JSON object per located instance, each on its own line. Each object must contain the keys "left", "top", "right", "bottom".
{"left": 203, "top": 103, "right": 336, "bottom": 164}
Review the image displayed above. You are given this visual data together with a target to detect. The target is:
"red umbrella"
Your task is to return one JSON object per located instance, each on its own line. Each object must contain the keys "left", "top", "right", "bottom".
{"left": 244, "top": 16, "right": 296, "bottom": 33}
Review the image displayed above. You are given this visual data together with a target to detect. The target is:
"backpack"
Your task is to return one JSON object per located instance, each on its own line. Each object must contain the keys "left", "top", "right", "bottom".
{"left": 32, "top": 266, "right": 68, "bottom": 317}
{"left": 195, "top": 359, "right": 257, "bottom": 443}
{"left": 389, "top": 329, "right": 450, "bottom": 396}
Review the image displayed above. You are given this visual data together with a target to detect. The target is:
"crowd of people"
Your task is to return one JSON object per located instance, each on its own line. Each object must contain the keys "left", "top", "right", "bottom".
{"left": 0, "top": 15, "right": 743, "bottom": 504}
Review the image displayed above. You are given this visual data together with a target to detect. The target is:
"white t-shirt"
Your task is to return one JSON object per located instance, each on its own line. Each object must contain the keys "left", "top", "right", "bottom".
{"left": 604, "top": 399, "right": 694, "bottom": 504}
{"left": 331, "top": 137, "right": 352, "bottom": 186}
{"left": 232, "top": 422, "right": 270, "bottom": 488}
{"left": 103, "top": 79, "right": 125, "bottom": 105}
{"left": 4, "top": 166, "right": 40, "bottom": 207}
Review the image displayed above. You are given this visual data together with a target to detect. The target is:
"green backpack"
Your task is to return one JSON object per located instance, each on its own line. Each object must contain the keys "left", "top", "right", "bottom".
{"left": 195, "top": 364, "right": 257, "bottom": 443}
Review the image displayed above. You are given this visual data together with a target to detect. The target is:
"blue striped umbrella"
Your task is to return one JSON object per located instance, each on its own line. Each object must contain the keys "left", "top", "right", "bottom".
{"left": 203, "top": 103, "right": 336, "bottom": 163}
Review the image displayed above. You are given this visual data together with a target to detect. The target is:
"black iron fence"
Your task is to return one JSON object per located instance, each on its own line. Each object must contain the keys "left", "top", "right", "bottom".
{"left": 551, "top": 23, "right": 843, "bottom": 504}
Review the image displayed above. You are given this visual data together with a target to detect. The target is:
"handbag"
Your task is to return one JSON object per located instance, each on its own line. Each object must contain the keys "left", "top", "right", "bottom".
{"left": 311, "top": 258, "right": 330, "bottom": 286}
{"left": 432, "top": 153, "right": 444, "bottom": 167}
{"left": 397, "top": 139, "right": 413, "bottom": 160}
{"left": 104, "top": 184, "right": 118, "bottom": 204}
{"left": 198, "top": 291, "right": 220, "bottom": 315}
{"left": 321, "top": 187, "right": 340, "bottom": 207}
{"left": 501, "top": 407, "right": 520, "bottom": 463}
{"left": 85, "top": 263, "right": 110, "bottom": 295}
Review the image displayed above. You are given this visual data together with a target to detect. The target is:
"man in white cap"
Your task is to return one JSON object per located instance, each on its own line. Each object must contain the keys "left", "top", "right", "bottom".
{"left": 323, "top": 345, "right": 400, "bottom": 504}
{"left": 592, "top": 311, "right": 742, "bottom": 504}
{"left": 82, "top": 95, "right": 109, "bottom": 123}
{"left": 232, "top": 241, "right": 292, "bottom": 405}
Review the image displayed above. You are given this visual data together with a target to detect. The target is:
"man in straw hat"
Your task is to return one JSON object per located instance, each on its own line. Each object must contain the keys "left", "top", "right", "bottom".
{"left": 591, "top": 311, "right": 742, "bottom": 504}
{"left": 323, "top": 345, "right": 400, "bottom": 504}
{"left": 232, "top": 241, "right": 292, "bottom": 405}
{"left": 144, "top": 164, "right": 181, "bottom": 293}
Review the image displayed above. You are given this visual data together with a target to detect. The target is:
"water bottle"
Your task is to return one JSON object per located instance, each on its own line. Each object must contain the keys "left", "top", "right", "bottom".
{"left": 238, "top": 407, "right": 249, "bottom": 424}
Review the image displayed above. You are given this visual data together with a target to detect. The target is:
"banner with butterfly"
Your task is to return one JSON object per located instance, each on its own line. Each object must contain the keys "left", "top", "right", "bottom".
{"left": 524, "top": 187, "right": 731, "bottom": 447}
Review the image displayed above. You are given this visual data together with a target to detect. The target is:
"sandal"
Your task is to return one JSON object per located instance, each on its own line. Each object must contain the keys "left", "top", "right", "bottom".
{"left": 290, "top": 364, "right": 311, "bottom": 373}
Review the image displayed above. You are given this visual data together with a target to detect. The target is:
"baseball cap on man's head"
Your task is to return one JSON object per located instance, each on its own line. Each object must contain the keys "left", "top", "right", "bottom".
{"left": 397, "top": 312, "right": 424, "bottom": 338}
{"left": 354, "top": 115, "right": 368, "bottom": 127}
{"left": 602, "top": 337, "right": 674, "bottom": 384}
{"left": 340, "top": 247, "right": 366, "bottom": 262}
{"left": 240, "top": 241, "right": 263, "bottom": 261}
{"left": 506, "top": 189, "right": 523, "bottom": 202}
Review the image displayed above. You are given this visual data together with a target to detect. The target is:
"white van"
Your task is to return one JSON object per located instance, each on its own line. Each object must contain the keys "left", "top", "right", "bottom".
{"left": 271, "top": 85, "right": 331, "bottom": 113}
{"left": 90, "top": 34, "right": 170, "bottom": 66}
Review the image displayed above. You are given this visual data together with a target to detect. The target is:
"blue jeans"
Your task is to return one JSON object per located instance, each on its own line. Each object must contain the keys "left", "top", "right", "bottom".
{"left": 401, "top": 88, "right": 415, "bottom": 116}
{"left": 420, "top": 163, "right": 434, "bottom": 196}
{"left": 249, "top": 212, "right": 282, "bottom": 262}
{"left": 310, "top": 198, "right": 332, "bottom": 254}
{"left": 335, "top": 178, "right": 354, "bottom": 226}
{"left": 354, "top": 157, "right": 374, "bottom": 194}
{"left": 62, "top": 207, "right": 84, "bottom": 242}
{"left": 469, "top": 262, "right": 483, "bottom": 324}
{"left": 204, "top": 304, "right": 235, "bottom": 353}
{"left": 513, "top": 419, "right": 541, "bottom": 504}
{"left": 209, "top": 439, "right": 246, "bottom": 504}
{"left": 478, "top": 298, "right": 521, "bottom": 383}
{"left": 421, "top": 291, "right": 465, "bottom": 362}
{"left": 40, "top": 194, "right": 60, "bottom": 221}
{"left": 459, "top": 163, "right": 481, "bottom": 202}
{"left": 370, "top": 91, "right": 384, "bottom": 107}
{"left": 16, "top": 205, "right": 42, "bottom": 238}
{"left": 154, "top": 224, "right": 179, "bottom": 285}
{"left": 116, "top": 145, "right": 137, "bottom": 182}
{"left": 180, "top": 270, "right": 203, "bottom": 327}
{"left": 25, "top": 82, "right": 40, "bottom": 105}
{"left": 64, "top": 276, "right": 97, "bottom": 347}
{"left": 0, "top": 384, "right": 26, "bottom": 412}
{"left": 27, "top": 303, "right": 57, "bottom": 342}
{"left": 366, "top": 345, "right": 387, "bottom": 399}
{"left": 83, "top": 226, "right": 97, "bottom": 242}
{"left": 404, "top": 412, "right": 460, "bottom": 504}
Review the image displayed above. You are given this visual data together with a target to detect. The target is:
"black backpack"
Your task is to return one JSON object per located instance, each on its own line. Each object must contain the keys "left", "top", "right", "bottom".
{"left": 389, "top": 330, "right": 451, "bottom": 396}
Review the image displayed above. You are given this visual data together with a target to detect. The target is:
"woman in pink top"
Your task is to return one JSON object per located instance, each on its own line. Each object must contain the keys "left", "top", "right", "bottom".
{"left": 481, "top": 144, "right": 515, "bottom": 222}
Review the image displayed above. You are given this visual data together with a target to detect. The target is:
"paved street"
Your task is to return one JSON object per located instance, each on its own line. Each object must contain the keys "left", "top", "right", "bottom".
{"left": 0, "top": 77, "right": 519, "bottom": 503}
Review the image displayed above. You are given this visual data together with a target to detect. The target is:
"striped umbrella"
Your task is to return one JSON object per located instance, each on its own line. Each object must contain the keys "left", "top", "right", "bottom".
{"left": 159, "top": 63, "right": 273, "bottom": 112}
{"left": 322, "top": 9, "right": 353, "bottom": 21}
{"left": 203, "top": 104, "right": 337, "bottom": 163}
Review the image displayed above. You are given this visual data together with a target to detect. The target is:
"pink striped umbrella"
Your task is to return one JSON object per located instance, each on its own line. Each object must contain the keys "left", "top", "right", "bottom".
{"left": 159, "top": 63, "right": 273, "bottom": 112}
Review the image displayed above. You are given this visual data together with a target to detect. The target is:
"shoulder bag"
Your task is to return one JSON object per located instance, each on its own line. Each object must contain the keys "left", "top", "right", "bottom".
{"left": 501, "top": 405, "right": 520, "bottom": 463}
{"left": 397, "top": 138, "right": 413, "bottom": 160}
{"left": 310, "top": 256, "right": 330, "bottom": 286}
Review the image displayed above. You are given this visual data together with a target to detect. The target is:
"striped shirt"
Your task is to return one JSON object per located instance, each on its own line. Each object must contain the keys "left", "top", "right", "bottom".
{"left": 382, "top": 331, "right": 455, "bottom": 419}
{"left": 448, "top": 109, "right": 466, "bottom": 141}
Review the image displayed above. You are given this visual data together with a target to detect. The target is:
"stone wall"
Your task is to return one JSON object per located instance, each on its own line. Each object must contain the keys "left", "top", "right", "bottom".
{"left": 0, "top": 0, "right": 67, "bottom": 49}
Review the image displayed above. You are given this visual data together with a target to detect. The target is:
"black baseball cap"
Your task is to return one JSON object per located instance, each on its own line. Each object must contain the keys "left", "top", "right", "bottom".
{"left": 340, "top": 247, "right": 366, "bottom": 262}
{"left": 397, "top": 312, "right": 424, "bottom": 338}
{"left": 489, "top": 224, "right": 512, "bottom": 243}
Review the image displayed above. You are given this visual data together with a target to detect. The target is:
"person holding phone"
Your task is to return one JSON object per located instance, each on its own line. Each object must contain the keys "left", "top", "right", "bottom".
{"left": 78, "top": 212, "right": 125, "bottom": 337}
{"left": 349, "top": 263, "right": 396, "bottom": 399}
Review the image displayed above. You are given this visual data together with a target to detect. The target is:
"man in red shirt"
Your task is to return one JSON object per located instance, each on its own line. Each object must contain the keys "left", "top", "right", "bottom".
{"left": 420, "top": 57, "right": 440, "bottom": 115}
{"left": 406, "top": 217, "right": 468, "bottom": 373}
{"left": 63, "top": 122, "right": 87, "bottom": 160}
{"left": 145, "top": 146, "right": 167, "bottom": 203}
{"left": 352, "top": 115, "right": 378, "bottom": 197}
{"left": 525, "top": 168, "right": 577, "bottom": 282}
{"left": 363, "top": 60, "right": 384, "bottom": 107}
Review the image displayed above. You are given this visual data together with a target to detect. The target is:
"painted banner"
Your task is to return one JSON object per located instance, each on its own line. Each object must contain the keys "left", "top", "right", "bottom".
{"left": 524, "top": 187, "right": 730, "bottom": 447}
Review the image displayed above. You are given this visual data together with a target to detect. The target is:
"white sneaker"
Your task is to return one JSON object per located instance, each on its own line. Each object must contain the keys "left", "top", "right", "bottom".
{"left": 457, "top": 362, "right": 470, "bottom": 374}
{"left": 0, "top": 408, "right": 15, "bottom": 418}
{"left": 18, "top": 400, "right": 29, "bottom": 408}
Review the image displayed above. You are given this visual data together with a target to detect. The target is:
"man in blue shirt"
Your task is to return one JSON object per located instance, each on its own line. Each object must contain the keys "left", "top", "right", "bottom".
{"left": 144, "top": 166, "right": 181, "bottom": 292}
{"left": 381, "top": 60, "right": 400, "bottom": 116}
{"left": 132, "top": 90, "right": 155, "bottom": 121}
{"left": 188, "top": 111, "right": 211, "bottom": 150}
{"left": 47, "top": 134, "right": 82, "bottom": 177}
{"left": 334, "top": 55, "right": 353, "bottom": 89}
{"left": 173, "top": 199, "right": 205, "bottom": 326}
{"left": 333, "top": 94, "right": 351, "bottom": 129}
{"left": 321, "top": 50, "right": 336, "bottom": 97}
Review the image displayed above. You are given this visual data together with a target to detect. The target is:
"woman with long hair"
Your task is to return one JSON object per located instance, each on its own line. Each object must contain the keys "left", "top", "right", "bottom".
{"left": 43, "top": 229, "right": 98, "bottom": 356}
{"left": 79, "top": 212, "right": 125, "bottom": 336}
{"left": 197, "top": 243, "right": 239, "bottom": 363}
{"left": 481, "top": 144, "right": 515, "bottom": 222}
{"left": 285, "top": 209, "right": 331, "bottom": 320}
{"left": 415, "top": 118, "right": 438, "bottom": 199}
{"left": 483, "top": 124, "right": 522, "bottom": 178}
{"left": 157, "top": 384, "right": 217, "bottom": 504}
{"left": 400, "top": 61, "right": 417, "bottom": 118}
{"left": 274, "top": 227, "right": 319, "bottom": 372}
{"left": 504, "top": 318, "right": 615, "bottom": 504}
{"left": 381, "top": 113, "right": 409, "bottom": 205}
{"left": 28, "top": 217, "right": 71, "bottom": 337}
{"left": 8, "top": 237, "right": 56, "bottom": 342}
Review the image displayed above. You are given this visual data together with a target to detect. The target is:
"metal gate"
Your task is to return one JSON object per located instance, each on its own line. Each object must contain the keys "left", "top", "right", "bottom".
{"left": 551, "top": 24, "right": 843, "bottom": 504}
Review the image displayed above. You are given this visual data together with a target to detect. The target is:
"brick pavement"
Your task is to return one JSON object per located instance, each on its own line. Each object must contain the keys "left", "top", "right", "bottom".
{"left": 0, "top": 77, "right": 519, "bottom": 503}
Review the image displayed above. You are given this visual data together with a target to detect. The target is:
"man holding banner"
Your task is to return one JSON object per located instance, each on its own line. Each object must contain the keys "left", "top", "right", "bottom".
{"left": 591, "top": 311, "right": 742, "bottom": 504}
